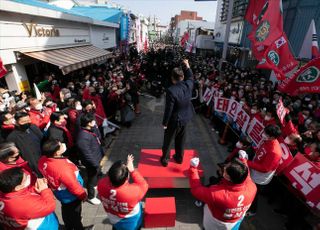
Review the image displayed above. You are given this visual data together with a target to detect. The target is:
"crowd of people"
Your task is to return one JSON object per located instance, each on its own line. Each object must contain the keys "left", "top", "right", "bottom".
{"left": 0, "top": 54, "right": 148, "bottom": 229}
{"left": 0, "top": 44, "right": 318, "bottom": 230}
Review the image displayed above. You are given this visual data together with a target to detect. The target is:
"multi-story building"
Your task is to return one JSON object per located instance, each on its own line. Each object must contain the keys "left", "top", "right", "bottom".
{"left": 214, "top": 0, "right": 248, "bottom": 45}
{"left": 170, "top": 11, "right": 203, "bottom": 32}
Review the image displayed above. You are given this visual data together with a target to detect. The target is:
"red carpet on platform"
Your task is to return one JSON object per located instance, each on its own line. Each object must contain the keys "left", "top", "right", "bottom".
{"left": 138, "top": 149, "right": 203, "bottom": 188}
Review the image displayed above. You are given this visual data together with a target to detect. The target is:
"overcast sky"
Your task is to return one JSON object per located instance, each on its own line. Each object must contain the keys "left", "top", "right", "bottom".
{"left": 109, "top": 0, "right": 217, "bottom": 25}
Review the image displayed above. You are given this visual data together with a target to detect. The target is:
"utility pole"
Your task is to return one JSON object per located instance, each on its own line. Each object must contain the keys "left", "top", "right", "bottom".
{"left": 219, "top": 0, "right": 234, "bottom": 70}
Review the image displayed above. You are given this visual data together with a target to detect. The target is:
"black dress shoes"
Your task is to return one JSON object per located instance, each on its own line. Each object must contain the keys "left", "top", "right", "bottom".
{"left": 173, "top": 154, "right": 183, "bottom": 164}
{"left": 160, "top": 157, "right": 169, "bottom": 167}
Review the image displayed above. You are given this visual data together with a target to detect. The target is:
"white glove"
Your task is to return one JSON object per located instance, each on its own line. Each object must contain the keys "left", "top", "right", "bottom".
{"left": 190, "top": 157, "right": 200, "bottom": 167}
{"left": 238, "top": 150, "right": 248, "bottom": 160}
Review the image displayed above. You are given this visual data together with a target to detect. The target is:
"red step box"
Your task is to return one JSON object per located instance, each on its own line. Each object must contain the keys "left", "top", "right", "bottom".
{"left": 138, "top": 149, "right": 203, "bottom": 188}
{"left": 144, "top": 197, "right": 176, "bottom": 228}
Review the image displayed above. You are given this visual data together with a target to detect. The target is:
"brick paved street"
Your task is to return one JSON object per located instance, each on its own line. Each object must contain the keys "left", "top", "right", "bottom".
{"left": 56, "top": 95, "right": 286, "bottom": 230}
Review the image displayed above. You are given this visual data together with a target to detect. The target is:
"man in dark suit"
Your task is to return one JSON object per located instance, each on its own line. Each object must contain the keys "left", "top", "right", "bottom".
{"left": 160, "top": 59, "right": 195, "bottom": 167}
{"left": 7, "top": 112, "right": 43, "bottom": 176}
{"left": 77, "top": 113, "right": 103, "bottom": 205}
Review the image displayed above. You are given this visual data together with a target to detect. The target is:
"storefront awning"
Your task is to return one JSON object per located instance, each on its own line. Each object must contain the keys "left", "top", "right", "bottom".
{"left": 21, "top": 45, "right": 111, "bottom": 75}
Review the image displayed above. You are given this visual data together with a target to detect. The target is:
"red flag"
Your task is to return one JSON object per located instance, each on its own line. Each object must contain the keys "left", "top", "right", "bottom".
{"left": 144, "top": 38, "right": 148, "bottom": 53}
{"left": 180, "top": 32, "right": 189, "bottom": 47}
{"left": 278, "top": 57, "right": 320, "bottom": 95}
{"left": 256, "top": 33, "right": 298, "bottom": 79}
{"left": 245, "top": 0, "right": 268, "bottom": 26}
{"left": 0, "top": 57, "right": 7, "bottom": 79}
{"left": 248, "top": 0, "right": 283, "bottom": 52}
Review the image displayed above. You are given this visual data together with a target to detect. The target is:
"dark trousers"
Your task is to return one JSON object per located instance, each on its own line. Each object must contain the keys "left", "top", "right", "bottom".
{"left": 162, "top": 124, "right": 186, "bottom": 161}
{"left": 61, "top": 199, "right": 84, "bottom": 230}
{"left": 86, "top": 166, "right": 99, "bottom": 199}
{"left": 249, "top": 184, "right": 263, "bottom": 213}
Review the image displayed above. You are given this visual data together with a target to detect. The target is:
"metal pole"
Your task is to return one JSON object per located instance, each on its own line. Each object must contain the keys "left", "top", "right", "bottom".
{"left": 219, "top": 0, "right": 234, "bottom": 70}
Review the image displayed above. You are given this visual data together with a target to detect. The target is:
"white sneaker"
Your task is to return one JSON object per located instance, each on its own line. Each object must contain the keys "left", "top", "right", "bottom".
{"left": 87, "top": 197, "right": 101, "bottom": 205}
{"left": 195, "top": 200, "right": 203, "bottom": 207}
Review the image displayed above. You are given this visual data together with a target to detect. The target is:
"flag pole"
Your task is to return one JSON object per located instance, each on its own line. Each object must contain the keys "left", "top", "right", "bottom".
{"left": 219, "top": 0, "right": 234, "bottom": 70}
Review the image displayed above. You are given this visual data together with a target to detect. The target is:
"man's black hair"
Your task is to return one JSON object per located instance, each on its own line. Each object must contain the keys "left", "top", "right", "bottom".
{"left": 14, "top": 112, "right": 29, "bottom": 121}
{"left": 50, "top": 112, "right": 64, "bottom": 123}
{"left": 80, "top": 113, "right": 95, "bottom": 127}
{"left": 0, "top": 167, "right": 24, "bottom": 193}
{"left": 264, "top": 124, "right": 281, "bottom": 138}
{"left": 108, "top": 160, "right": 129, "bottom": 187}
{"left": 171, "top": 67, "right": 184, "bottom": 82}
{"left": 239, "top": 136, "right": 251, "bottom": 147}
{"left": 0, "top": 142, "right": 16, "bottom": 161}
{"left": 42, "top": 139, "right": 60, "bottom": 157}
{"left": 226, "top": 159, "right": 248, "bottom": 184}
{"left": 0, "top": 111, "right": 10, "bottom": 125}
{"left": 82, "top": 99, "right": 93, "bottom": 108}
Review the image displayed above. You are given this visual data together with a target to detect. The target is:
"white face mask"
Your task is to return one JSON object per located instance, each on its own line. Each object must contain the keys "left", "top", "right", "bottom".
{"left": 22, "top": 174, "right": 31, "bottom": 188}
{"left": 60, "top": 143, "right": 67, "bottom": 154}
{"left": 236, "top": 141, "right": 243, "bottom": 149}
{"left": 264, "top": 115, "right": 271, "bottom": 121}
{"left": 0, "top": 104, "right": 6, "bottom": 111}
{"left": 75, "top": 105, "right": 82, "bottom": 111}
{"left": 262, "top": 133, "right": 268, "bottom": 140}
{"left": 284, "top": 136, "right": 293, "bottom": 145}
{"left": 35, "top": 104, "right": 43, "bottom": 111}
{"left": 2, "top": 93, "right": 9, "bottom": 99}
{"left": 251, "top": 109, "right": 257, "bottom": 114}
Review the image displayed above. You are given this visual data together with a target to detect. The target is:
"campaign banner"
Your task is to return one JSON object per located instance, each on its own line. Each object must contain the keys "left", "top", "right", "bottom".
{"left": 234, "top": 107, "right": 251, "bottom": 133}
{"left": 278, "top": 57, "right": 320, "bottom": 96}
{"left": 256, "top": 33, "right": 298, "bottom": 80}
{"left": 276, "top": 141, "right": 294, "bottom": 175}
{"left": 246, "top": 117, "right": 265, "bottom": 146}
{"left": 283, "top": 153, "right": 320, "bottom": 211}
{"left": 227, "top": 99, "right": 240, "bottom": 120}
{"left": 245, "top": 0, "right": 268, "bottom": 26}
{"left": 203, "top": 87, "right": 214, "bottom": 106}
{"left": 276, "top": 98, "right": 289, "bottom": 125}
{"left": 248, "top": 0, "right": 283, "bottom": 59}
{"left": 214, "top": 97, "right": 230, "bottom": 113}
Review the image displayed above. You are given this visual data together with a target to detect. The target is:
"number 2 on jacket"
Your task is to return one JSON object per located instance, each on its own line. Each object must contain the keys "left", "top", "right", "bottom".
{"left": 109, "top": 190, "right": 117, "bottom": 201}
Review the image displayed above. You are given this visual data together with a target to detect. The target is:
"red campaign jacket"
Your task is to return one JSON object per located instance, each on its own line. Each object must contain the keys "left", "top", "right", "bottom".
{"left": 28, "top": 108, "right": 52, "bottom": 130}
{"left": 248, "top": 139, "right": 282, "bottom": 173}
{"left": 97, "top": 170, "right": 148, "bottom": 219}
{"left": 189, "top": 159, "right": 257, "bottom": 223}
{"left": 83, "top": 87, "right": 106, "bottom": 125}
{"left": 250, "top": 113, "right": 263, "bottom": 123}
{"left": 0, "top": 157, "right": 37, "bottom": 186}
{"left": 38, "top": 156, "right": 87, "bottom": 202}
{"left": 0, "top": 187, "right": 56, "bottom": 230}
{"left": 282, "top": 120, "right": 298, "bottom": 138}
{"left": 226, "top": 147, "right": 242, "bottom": 162}
{"left": 68, "top": 109, "right": 79, "bottom": 135}
{"left": 263, "top": 118, "right": 277, "bottom": 127}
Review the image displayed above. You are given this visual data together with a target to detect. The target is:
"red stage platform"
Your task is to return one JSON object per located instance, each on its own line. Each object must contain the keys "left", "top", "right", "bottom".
{"left": 138, "top": 149, "right": 203, "bottom": 188}
{"left": 144, "top": 197, "right": 176, "bottom": 228}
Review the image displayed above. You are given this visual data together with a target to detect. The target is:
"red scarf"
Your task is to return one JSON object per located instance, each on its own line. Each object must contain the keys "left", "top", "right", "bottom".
{"left": 1, "top": 124, "right": 15, "bottom": 131}
{"left": 55, "top": 124, "right": 73, "bottom": 148}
